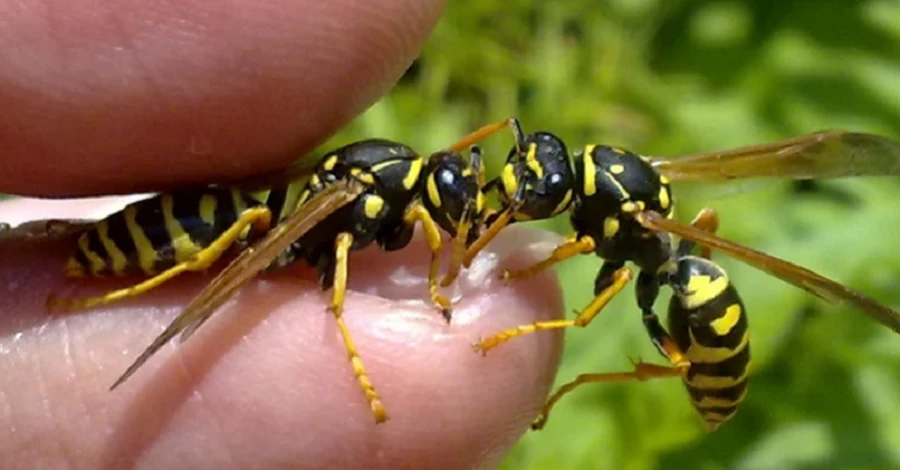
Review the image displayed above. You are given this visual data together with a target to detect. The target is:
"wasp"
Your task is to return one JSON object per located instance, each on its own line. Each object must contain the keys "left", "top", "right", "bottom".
{"left": 46, "top": 118, "right": 520, "bottom": 423}
{"left": 461, "top": 119, "right": 900, "bottom": 430}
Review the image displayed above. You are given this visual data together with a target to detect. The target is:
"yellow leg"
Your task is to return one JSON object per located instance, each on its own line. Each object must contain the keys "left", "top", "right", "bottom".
{"left": 458, "top": 206, "right": 515, "bottom": 271}
{"left": 448, "top": 117, "right": 521, "bottom": 154}
{"left": 474, "top": 267, "right": 633, "bottom": 354}
{"left": 531, "top": 356, "right": 690, "bottom": 430}
{"left": 330, "top": 232, "right": 388, "bottom": 424}
{"left": 503, "top": 234, "right": 595, "bottom": 281}
{"left": 440, "top": 206, "right": 475, "bottom": 290}
{"left": 47, "top": 207, "right": 272, "bottom": 313}
{"left": 403, "top": 203, "right": 452, "bottom": 320}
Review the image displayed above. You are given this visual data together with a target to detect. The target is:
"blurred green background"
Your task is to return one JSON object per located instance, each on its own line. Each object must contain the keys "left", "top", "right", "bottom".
{"left": 329, "top": 1, "right": 900, "bottom": 469}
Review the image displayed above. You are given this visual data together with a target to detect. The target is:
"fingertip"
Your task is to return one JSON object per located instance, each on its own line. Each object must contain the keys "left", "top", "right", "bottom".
{"left": 0, "top": 0, "right": 449, "bottom": 196}
{"left": 0, "top": 195, "right": 564, "bottom": 469}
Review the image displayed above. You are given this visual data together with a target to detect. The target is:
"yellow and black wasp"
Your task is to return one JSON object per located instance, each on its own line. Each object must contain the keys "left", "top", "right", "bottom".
{"left": 461, "top": 120, "right": 900, "bottom": 431}
{"left": 46, "top": 118, "right": 520, "bottom": 423}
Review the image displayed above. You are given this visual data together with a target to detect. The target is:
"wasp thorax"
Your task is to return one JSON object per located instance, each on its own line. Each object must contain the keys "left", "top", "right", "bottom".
{"left": 576, "top": 145, "right": 673, "bottom": 220}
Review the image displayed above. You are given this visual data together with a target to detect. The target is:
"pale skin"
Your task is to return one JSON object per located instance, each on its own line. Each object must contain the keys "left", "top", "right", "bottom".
{"left": 0, "top": 2, "right": 565, "bottom": 469}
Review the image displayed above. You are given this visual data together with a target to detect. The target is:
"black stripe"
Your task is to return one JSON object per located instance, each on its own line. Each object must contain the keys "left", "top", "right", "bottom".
{"left": 73, "top": 238, "right": 93, "bottom": 273}
{"left": 687, "top": 378, "right": 747, "bottom": 403}
{"left": 170, "top": 190, "right": 208, "bottom": 246}
{"left": 686, "top": 342, "right": 751, "bottom": 381}
{"left": 263, "top": 186, "right": 288, "bottom": 223}
{"left": 214, "top": 189, "right": 240, "bottom": 236}
{"left": 697, "top": 405, "right": 738, "bottom": 416}
{"left": 132, "top": 196, "right": 173, "bottom": 269}
{"left": 84, "top": 229, "right": 109, "bottom": 274}
{"left": 105, "top": 211, "right": 138, "bottom": 270}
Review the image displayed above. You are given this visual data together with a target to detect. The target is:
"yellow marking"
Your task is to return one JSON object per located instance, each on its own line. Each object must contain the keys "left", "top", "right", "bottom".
{"left": 702, "top": 412, "right": 731, "bottom": 423}
{"left": 609, "top": 164, "right": 625, "bottom": 174}
{"left": 370, "top": 159, "right": 402, "bottom": 173}
{"left": 278, "top": 182, "right": 307, "bottom": 222}
{"left": 659, "top": 186, "right": 670, "bottom": 209}
{"left": 602, "top": 170, "right": 631, "bottom": 199}
{"left": 350, "top": 168, "right": 375, "bottom": 185}
{"left": 525, "top": 143, "right": 543, "bottom": 179}
{"left": 685, "top": 330, "right": 749, "bottom": 364}
{"left": 297, "top": 189, "right": 311, "bottom": 207}
{"left": 426, "top": 173, "right": 441, "bottom": 208}
{"left": 252, "top": 189, "right": 271, "bottom": 206}
{"left": 461, "top": 167, "right": 474, "bottom": 177}
{"left": 501, "top": 164, "right": 518, "bottom": 201}
{"left": 660, "top": 175, "right": 671, "bottom": 185}
{"left": 610, "top": 147, "right": 625, "bottom": 155}
{"left": 123, "top": 204, "right": 158, "bottom": 275}
{"left": 637, "top": 201, "right": 646, "bottom": 211}
{"left": 582, "top": 145, "right": 598, "bottom": 196}
{"left": 403, "top": 157, "right": 423, "bottom": 190}
{"left": 161, "top": 194, "right": 202, "bottom": 262}
{"left": 310, "top": 174, "right": 321, "bottom": 189}
{"left": 684, "top": 369, "right": 748, "bottom": 389}
{"left": 691, "top": 388, "right": 747, "bottom": 409}
{"left": 513, "top": 211, "right": 533, "bottom": 222}
{"left": 603, "top": 217, "right": 619, "bottom": 239}
{"left": 199, "top": 194, "right": 217, "bottom": 226}
{"left": 230, "top": 188, "right": 249, "bottom": 220}
{"left": 363, "top": 195, "right": 385, "bottom": 220}
{"left": 476, "top": 191, "right": 485, "bottom": 213}
{"left": 551, "top": 189, "right": 573, "bottom": 216}
{"left": 621, "top": 201, "right": 638, "bottom": 213}
{"left": 682, "top": 274, "right": 730, "bottom": 309}
{"left": 77, "top": 233, "right": 107, "bottom": 275}
{"left": 96, "top": 220, "right": 128, "bottom": 274}
{"left": 64, "top": 256, "right": 86, "bottom": 277}
{"left": 322, "top": 154, "right": 339, "bottom": 171}
{"left": 711, "top": 304, "right": 743, "bottom": 336}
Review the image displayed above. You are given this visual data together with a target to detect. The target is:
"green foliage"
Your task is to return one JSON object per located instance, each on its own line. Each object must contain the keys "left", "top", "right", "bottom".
{"left": 325, "top": 1, "right": 900, "bottom": 468}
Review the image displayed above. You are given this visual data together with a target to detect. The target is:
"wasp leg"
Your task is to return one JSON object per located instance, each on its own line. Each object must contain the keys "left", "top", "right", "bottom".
{"left": 474, "top": 263, "right": 632, "bottom": 354}
{"left": 330, "top": 232, "right": 388, "bottom": 424}
{"left": 531, "top": 280, "right": 691, "bottom": 430}
{"left": 441, "top": 203, "right": 477, "bottom": 289}
{"left": 461, "top": 171, "right": 529, "bottom": 271}
{"left": 403, "top": 203, "right": 452, "bottom": 321}
{"left": 47, "top": 207, "right": 272, "bottom": 313}
{"left": 531, "top": 355, "right": 690, "bottom": 431}
{"left": 447, "top": 117, "right": 522, "bottom": 154}
{"left": 677, "top": 208, "right": 720, "bottom": 259}
{"left": 502, "top": 234, "right": 595, "bottom": 280}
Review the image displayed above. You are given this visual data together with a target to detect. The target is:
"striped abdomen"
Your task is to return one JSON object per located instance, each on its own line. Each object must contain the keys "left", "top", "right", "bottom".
{"left": 65, "top": 187, "right": 265, "bottom": 277}
{"left": 668, "top": 257, "right": 750, "bottom": 431}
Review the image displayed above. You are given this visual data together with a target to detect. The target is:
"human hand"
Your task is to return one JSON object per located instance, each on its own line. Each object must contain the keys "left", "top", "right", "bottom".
{"left": 0, "top": 1, "right": 565, "bottom": 469}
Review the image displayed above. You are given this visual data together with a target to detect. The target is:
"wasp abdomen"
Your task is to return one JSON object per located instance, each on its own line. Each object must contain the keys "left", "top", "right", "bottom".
{"left": 667, "top": 256, "right": 750, "bottom": 431}
{"left": 65, "top": 188, "right": 262, "bottom": 277}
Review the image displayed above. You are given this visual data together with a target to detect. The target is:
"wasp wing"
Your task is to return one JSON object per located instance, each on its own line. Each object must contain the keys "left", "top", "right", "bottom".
{"left": 652, "top": 131, "right": 900, "bottom": 182}
{"left": 109, "top": 179, "right": 366, "bottom": 390}
{"left": 636, "top": 210, "right": 900, "bottom": 334}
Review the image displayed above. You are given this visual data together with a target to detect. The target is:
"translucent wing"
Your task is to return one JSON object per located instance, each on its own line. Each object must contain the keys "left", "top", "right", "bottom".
{"left": 636, "top": 210, "right": 900, "bottom": 334}
{"left": 652, "top": 131, "right": 900, "bottom": 182}
{"left": 109, "top": 179, "right": 366, "bottom": 390}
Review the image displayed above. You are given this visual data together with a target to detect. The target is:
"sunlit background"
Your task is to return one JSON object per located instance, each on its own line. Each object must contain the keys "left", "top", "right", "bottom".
{"left": 319, "top": 1, "right": 900, "bottom": 469}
